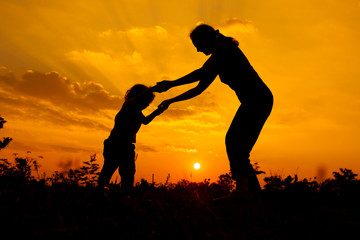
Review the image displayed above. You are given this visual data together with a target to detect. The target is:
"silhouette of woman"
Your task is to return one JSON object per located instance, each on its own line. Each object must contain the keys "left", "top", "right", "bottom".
{"left": 157, "top": 24, "right": 273, "bottom": 199}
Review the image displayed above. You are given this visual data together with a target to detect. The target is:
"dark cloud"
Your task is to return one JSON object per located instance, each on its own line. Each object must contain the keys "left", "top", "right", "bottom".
{"left": 45, "top": 143, "right": 94, "bottom": 154}
{"left": 0, "top": 67, "right": 120, "bottom": 131}
{"left": 0, "top": 68, "right": 123, "bottom": 112}
{"left": 0, "top": 89, "right": 111, "bottom": 131}
{"left": 58, "top": 159, "right": 74, "bottom": 172}
{"left": 5, "top": 140, "right": 43, "bottom": 152}
{"left": 37, "top": 106, "right": 111, "bottom": 131}
{"left": 159, "top": 92, "right": 219, "bottom": 120}
{"left": 162, "top": 107, "right": 197, "bottom": 119}
{"left": 136, "top": 143, "right": 157, "bottom": 152}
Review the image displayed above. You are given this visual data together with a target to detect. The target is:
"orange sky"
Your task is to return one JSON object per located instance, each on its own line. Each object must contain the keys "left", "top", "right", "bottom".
{"left": 1, "top": 0, "right": 360, "bottom": 184}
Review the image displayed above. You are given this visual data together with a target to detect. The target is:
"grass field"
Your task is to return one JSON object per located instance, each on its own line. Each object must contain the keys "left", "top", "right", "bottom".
{"left": 1, "top": 155, "right": 360, "bottom": 239}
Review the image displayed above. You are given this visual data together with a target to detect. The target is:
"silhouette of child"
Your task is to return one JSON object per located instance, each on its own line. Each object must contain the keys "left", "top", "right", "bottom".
{"left": 97, "top": 84, "right": 164, "bottom": 195}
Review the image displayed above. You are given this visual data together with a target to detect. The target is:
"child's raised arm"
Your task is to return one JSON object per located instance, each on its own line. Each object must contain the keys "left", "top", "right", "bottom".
{"left": 143, "top": 107, "right": 166, "bottom": 125}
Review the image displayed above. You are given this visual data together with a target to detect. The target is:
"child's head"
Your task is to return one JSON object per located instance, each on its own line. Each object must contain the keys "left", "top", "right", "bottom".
{"left": 125, "top": 84, "right": 155, "bottom": 109}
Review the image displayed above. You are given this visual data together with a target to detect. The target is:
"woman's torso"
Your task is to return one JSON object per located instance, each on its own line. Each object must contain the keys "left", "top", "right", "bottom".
{"left": 215, "top": 39, "right": 273, "bottom": 104}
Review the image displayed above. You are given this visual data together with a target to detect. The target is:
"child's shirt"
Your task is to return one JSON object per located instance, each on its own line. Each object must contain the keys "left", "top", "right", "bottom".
{"left": 107, "top": 100, "right": 144, "bottom": 143}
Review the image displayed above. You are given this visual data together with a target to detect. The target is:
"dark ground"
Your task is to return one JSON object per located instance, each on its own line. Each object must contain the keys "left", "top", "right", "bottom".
{"left": 1, "top": 179, "right": 359, "bottom": 240}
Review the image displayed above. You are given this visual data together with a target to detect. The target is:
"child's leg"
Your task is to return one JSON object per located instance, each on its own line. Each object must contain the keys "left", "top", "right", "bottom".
{"left": 97, "top": 157, "right": 119, "bottom": 191}
{"left": 119, "top": 144, "right": 136, "bottom": 195}
{"left": 97, "top": 139, "right": 120, "bottom": 191}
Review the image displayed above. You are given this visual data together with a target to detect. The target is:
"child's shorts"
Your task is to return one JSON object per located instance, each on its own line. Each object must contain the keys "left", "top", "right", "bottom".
{"left": 103, "top": 138, "right": 136, "bottom": 176}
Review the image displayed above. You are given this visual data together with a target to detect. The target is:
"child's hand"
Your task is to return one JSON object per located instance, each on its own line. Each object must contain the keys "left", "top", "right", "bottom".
{"left": 154, "top": 80, "right": 172, "bottom": 93}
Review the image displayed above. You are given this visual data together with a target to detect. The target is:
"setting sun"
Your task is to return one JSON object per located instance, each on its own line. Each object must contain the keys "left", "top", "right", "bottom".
{"left": 194, "top": 163, "right": 201, "bottom": 170}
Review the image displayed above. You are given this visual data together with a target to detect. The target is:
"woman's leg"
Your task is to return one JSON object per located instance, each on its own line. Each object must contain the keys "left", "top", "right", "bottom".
{"left": 225, "top": 101, "right": 272, "bottom": 196}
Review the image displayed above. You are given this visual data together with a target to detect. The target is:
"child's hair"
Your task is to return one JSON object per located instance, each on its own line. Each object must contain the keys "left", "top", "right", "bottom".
{"left": 125, "top": 84, "right": 155, "bottom": 103}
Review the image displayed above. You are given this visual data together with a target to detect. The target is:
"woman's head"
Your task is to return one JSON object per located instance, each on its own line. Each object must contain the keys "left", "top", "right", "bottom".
{"left": 125, "top": 84, "right": 155, "bottom": 109}
{"left": 190, "top": 24, "right": 218, "bottom": 55}
{"left": 190, "top": 24, "right": 238, "bottom": 55}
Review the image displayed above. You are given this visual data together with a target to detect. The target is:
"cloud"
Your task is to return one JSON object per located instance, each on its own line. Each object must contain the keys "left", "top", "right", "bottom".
{"left": 118, "top": 25, "right": 169, "bottom": 40}
{"left": 38, "top": 106, "right": 111, "bottom": 131}
{"left": 154, "top": 118, "right": 226, "bottom": 134}
{"left": 66, "top": 49, "right": 153, "bottom": 92}
{"left": 0, "top": 67, "right": 123, "bottom": 112}
{"left": 161, "top": 107, "right": 198, "bottom": 119}
{"left": 58, "top": 159, "right": 74, "bottom": 172}
{"left": 0, "top": 91, "right": 111, "bottom": 131}
{"left": 66, "top": 24, "right": 207, "bottom": 100}
{"left": 0, "top": 67, "right": 120, "bottom": 131}
{"left": 219, "top": 17, "right": 258, "bottom": 34}
{"left": 165, "top": 145, "right": 197, "bottom": 153}
{"left": 136, "top": 143, "right": 158, "bottom": 152}
{"left": 46, "top": 143, "right": 92, "bottom": 154}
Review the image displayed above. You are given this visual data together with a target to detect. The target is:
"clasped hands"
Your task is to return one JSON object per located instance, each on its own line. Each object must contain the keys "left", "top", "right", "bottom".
{"left": 152, "top": 80, "right": 173, "bottom": 114}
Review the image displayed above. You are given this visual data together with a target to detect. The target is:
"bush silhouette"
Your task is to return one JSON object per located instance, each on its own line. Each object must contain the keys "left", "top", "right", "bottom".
{"left": 1, "top": 149, "right": 359, "bottom": 239}
{"left": 0, "top": 117, "right": 12, "bottom": 150}
{"left": 49, "top": 154, "right": 100, "bottom": 186}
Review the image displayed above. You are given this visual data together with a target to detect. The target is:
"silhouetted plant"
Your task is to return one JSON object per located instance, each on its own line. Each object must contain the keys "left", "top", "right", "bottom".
{"left": 0, "top": 117, "right": 12, "bottom": 151}
{"left": 136, "top": 178, "right": 151, "bottom": 191}
{"left": 0, "top": 158, "right": 15, "bottom": 176}
{"left": 0, "top": 152, "right": 43, "bottom": 184}
{"left": 332, "top": 168, "right": 358, "bottom": 182}
{"left": 50, "top": 171, "right": 68, "bottom": 184}
{"left": 263, "top": 174, "right": 285, "bottom": 191}
{"left": 253, "top": 162, "right": 266, "bottom": 175}
{"left": 320, "top": 168, "right": 359, "bottom": 196}
{"left": 263, "top": 168, "right": 360, "bottom": 194}
{"left": 264, "top": 173, "right": 319, "bottom": 192}
{"left": 14, "top": 157, "right": 33, "bottom": 181}
{"left": 49, "top": 154, "right": 100, "bottom": 186}
{"left": 78, "top": 153, "right": 100, "bottom": 186}
{"left": 67, "top": 169, "right": 83, "bottom": 185}
{"left": 217, "top": 172, "right": 235, "bottom": 193}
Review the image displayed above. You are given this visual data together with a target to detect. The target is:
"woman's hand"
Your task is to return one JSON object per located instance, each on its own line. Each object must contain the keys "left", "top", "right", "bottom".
{"left": 155, "top": 80, "right": 173, "bottom": 93}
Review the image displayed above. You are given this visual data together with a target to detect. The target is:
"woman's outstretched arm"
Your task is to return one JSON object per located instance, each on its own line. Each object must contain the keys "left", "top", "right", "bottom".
{"left": 158, "top": 71, "right": 217, "bottom": 110}
{"left": 157, "top": 47, "right": 220, "bottom": 93}
{"left": 156, "top": 69, "right": 204, "bottom": 92}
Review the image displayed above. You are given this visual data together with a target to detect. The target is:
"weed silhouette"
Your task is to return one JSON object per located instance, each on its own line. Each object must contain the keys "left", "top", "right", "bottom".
{"left": 1, "top": 119, "right": 360, "bottom": 239}
{"left": 0, "top": 117, "right": 12, "bottom": 150}
{"left": 1, "top": 152, "right": 359, "bottom": 239}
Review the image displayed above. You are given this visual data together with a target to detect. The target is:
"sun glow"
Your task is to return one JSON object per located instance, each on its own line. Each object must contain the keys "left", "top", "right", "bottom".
{"left": 194, "top": 162, "right": 201, "bottom": 170}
